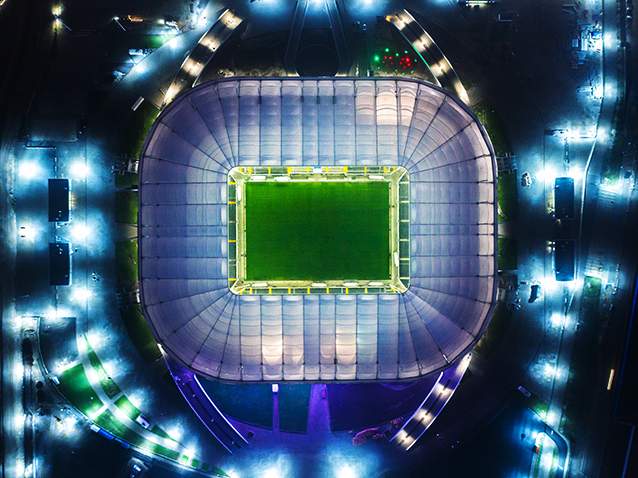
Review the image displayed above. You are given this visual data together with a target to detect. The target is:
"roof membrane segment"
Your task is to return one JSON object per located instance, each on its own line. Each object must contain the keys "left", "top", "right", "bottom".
{"left": 139, "top": 77, "right": 497, "bottom": 382}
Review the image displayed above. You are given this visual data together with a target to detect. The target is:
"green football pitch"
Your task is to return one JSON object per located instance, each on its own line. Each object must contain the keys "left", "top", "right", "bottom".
{"left": 244, "top": 181, "right": 390, "bottom": 281}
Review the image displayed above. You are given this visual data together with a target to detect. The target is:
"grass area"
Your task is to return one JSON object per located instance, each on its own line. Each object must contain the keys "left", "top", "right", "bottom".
{"left": 119, "top": 101, "right": 159, "bottom": 160}
{"left": 474, "top": 103, "right": 512, "bottom": 156}
{"left": 115, "top": 239, "right": 138, "bottom": 289}
{"left": 201, "top": 380, "right": 273, "bottom": 429}
{"left": 474, "top": 302, "right": 511, "bottom": 359}
{"left": 245, "top": 181, "right": 390, "bottom": 281}
{"left": 497, "top": 237, "right": 518, "bottom": 271}
{"left": 115, "top": 172, "right": 139, "bottom": 189}
{"left": 115, "top": 190, "right": 138, "bottom": 224}
{"left": 583, "top": 275, "right": 602, "bottom": 300}
{"left": 278, "top": 384, "right": 310, "bottom": 433}
{"left": 95, "top": 410, "right": 181, "bottom": 462}
{"left": 58, "top": 363, "right": 104, "bottom": 417}
{"left": 55, "top": 344, "right": 222, "bottom": 474}
{"left": 87, "top": 349, "right": 121, "bottom": 399}
{"left": 120, "top": 304, "right": 161, "bottom": 363}
{"left": 114, "top": 239, "right": 161, "bottom": 364}
{"left": 497, "top": 171, "right": 518, "bottom": 222}
{"left": 114, "top": 239, "right": 161, "bottom": 363}
{"left": 114, "top": 395, "right": 142, "bottom": 421}
{"left": 145, "top": 34, "right": 171, "bottom": 49}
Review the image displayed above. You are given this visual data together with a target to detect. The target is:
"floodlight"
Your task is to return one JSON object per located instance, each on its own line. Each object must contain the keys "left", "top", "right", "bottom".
{"left": 168, "top": 36, "right": 181, "bottom": 50}
{"left": 19, "top": 224, "right": 37, "bottom": 241}
{"left": 167, "top": 425, "right": 183, "bottom": 441}
{"left": 183, "top": 445, "right": 197, "bottom": 459}
{"left": 604, "top": 32, "right": 614, "bottom": 49}
{"left": 71, "top": 223, "right": 90, "bottom": 241}
{"left": 535, "top": 165, "right": 555, "bottom": 183}
{"left": 57, "top": 415, "right": 77, "bottom": 435}
{"left": 18, "top": 161, "right": 40, "bottom": 179}
{"left": 550, "top": 313, "right": 565, "bottom": 328}
{"left": 263, "top": 467, "right": 280, "bottom": 478}
{"left": 70, "top": 161, "right": 90, "bottom": 179}
{"left": 86, "top": 330, "right": 105, "bottom": 348}
{"left": 13, "top": 362, "right": 24, "bottom": 381}
{"left": 129, "top": 392, "right": 143, "bottom": 408}
{"left": 72, "top": 287, "right": 92, "bottom": 302}
{"left": 543, "top": 363, "right": 558, "bottom": 379}
{"left": 336, "top": 464, "right": 357, "bottom": 478}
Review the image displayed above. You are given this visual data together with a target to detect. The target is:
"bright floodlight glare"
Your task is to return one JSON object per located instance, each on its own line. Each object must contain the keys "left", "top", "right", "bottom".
{"left": 19, "top": 223, "right": 37, "bottom": 242}
{"left": 133, "top": 61, "right": 148, "bottom": 75}
{"left": 54, "top": 358, "right": 75, "bottom": 374}
{"left": 12, "top": 315, "right": 24, "bottom": 330}
{"left": 183, "top": 445, "right": 197, "bottom": 459}
{"left": 536, "top": 165, "right": 555, "bottom": 183}
{"left": 263, "top": 467, "right": 280, "bottom": 478}
{"left": 566, "top": 128, "right": 580, "bottom": 141}
{"left": 550, "top": 313, "right": 565, "bottom": 328}
{"left": 58, "top": 415, "right": 77, "bottom": 435}
{"left": 85, "top": 367, "right": 100, "bottom": 387}
{"left": 597, "top": 127, "right": 609, "bottom": 142}
{"left": 568, "top": 278, "right": 584, "bottom": 291}
{"left": 52, "top": 4, "right": 63, "bottom": 17}
{"left": 604, "top": 32, "right": 614, "bottom": 49}
{"left": 14, "top": 411, "right": 26, "bottom": 430}
{"left": 167, "top": 425, "right": 183, "bottom": 441}
{"left": 71, "top": 223, "right": 90, "bottom": 241}
{"left": 568, "top": 166, "right": 584, "bottom": 181}
{"left": 70, "top": 160, "right": 90, "bottom": 179}
{"left": 168, "top": 35, "right": 181, "bottom": 50}
{"left": 18, "top": 161, "right": 40, "bottom": 179}
{"left": 543, "top": 363, "right": 558, "bottom": 379}
{"left": 545, "top": 410, "right": 558, "bottom": 426}
{"left": 86, "top": 330, "right": 105, "bottom": 349}
{"left": 592, "top": 84, "right": 603, "bottom": 99}
{"left": 336, "top": 464, "right": 357, "bottom": 478}
{"left": 101, "top": 360, "right": 116, "bottom": 378}
{"left": 227, "top": 470, "right": 240, "bottom": 478}
{"left": 129, "top": 391, "right": 143, "bottom": 408}
{"left": 45, "top": 306, "right": 71, "bottom": 323}
{"left": 72, "top": 287, "right": 92, "bottom": 302}
{"left": 13, "top": 361, "right": 24, "bottom": 382}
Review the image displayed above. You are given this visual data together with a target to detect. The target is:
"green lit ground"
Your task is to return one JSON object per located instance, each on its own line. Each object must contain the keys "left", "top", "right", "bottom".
{"left": 244, "top": 181, "right": 390, "bottom": 281}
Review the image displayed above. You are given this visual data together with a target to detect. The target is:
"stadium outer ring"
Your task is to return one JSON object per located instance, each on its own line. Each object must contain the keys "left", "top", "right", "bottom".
{"left": 137, "top": 76, "right": 499, "bottom": 384}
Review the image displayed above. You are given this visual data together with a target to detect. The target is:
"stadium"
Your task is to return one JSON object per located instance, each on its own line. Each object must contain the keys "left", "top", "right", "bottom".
{"left": 139, "top": 77, "right": 498, "bottom": 384}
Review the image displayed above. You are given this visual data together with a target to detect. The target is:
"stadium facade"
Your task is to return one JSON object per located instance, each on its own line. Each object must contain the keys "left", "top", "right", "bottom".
{"left": 139, "top": 77, "right": 497, "bottom": 382}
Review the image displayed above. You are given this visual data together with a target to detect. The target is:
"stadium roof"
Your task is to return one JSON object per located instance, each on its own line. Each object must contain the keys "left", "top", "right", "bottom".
{"left": 139, "top": 77, "right": 497, "bottom": 382}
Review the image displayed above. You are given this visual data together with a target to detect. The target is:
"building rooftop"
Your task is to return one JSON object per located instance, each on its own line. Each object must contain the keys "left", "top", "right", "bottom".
{"left": 139, "top": 77, "right": 497, "bottom": 382}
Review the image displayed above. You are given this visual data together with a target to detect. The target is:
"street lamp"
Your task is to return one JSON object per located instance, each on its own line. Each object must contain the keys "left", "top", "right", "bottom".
{"left": 52, "top": 4, "right": 63, "bottom": 17}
